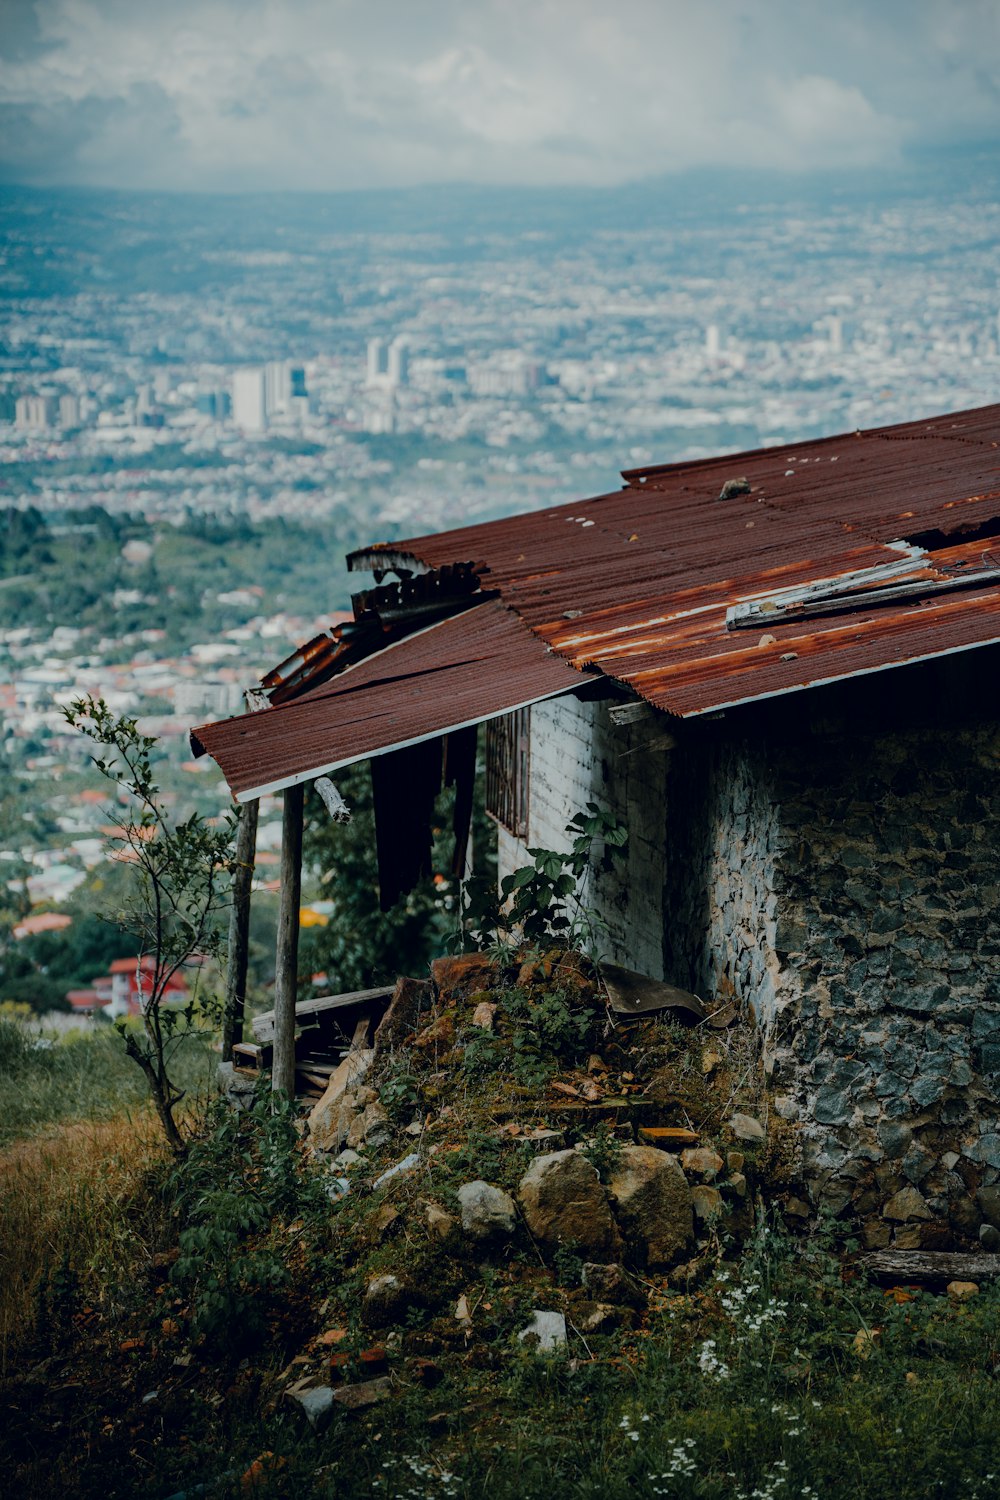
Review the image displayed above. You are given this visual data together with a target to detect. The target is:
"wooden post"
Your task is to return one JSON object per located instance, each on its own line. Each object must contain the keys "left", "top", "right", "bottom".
{"left": 221, "top": 797, "right": 258, "bottom": 1062}
{"left": 272, "top": 782, "right": 304, "bottom": 1096}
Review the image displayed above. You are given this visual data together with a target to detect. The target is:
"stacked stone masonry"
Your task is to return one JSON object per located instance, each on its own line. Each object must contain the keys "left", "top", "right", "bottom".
{"left": 493, "top": 654, "right": 1000, "bottom": 1248}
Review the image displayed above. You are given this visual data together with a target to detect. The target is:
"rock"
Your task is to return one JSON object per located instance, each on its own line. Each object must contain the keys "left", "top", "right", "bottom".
{"left": 424, "top": 1202, "right": 458, "bottom": 1243}
{"left": 375, "top": 975, "right": 433, "bottom": 1052}
{"left": 576, "top": 1302, "right": 626, "bottom": 1333}
{"left": 333, "top": 1376, "right": 392, "bottom": 1410}
{"left": 457, "top": 1181, "right": 517, "bottom": 1240}
{"left": 701, "top": 1048, "right": 723, "bottom": 1078}
{"left": 862, "top": 1218, "right": 892, "bottom": 1249}
{"left": 581, "top": 1262, "right": 635, "bottom": 1305}
{"left": 728, "top": 1172, "right": 748, "bottom": 1200}
{"left": 284, "top": 1380, "right": 335, "bottom": 1430}
{"left": 334, "top": 1148, "right": 361, "bottom": 1169}
{"left": 372, "top": 1205, "right": 401, "bottom": 1238}
{"left": 729, "top": 1112, "right": 765, "bottom": 1142}
{"left": 773, "top": 1095, "right": 799, "bottom": 1120}
{"left": 883, "top": 1186, "right": 933, "bottom": 1222}
{"left": 605, "top": 1145, "right": 693, "bottom": 1269}
{"left": 977, "top": 1185, "right": 1000, "bottom": 1230}
{"left": 517, "top": 1310, "right": 567, "bottom": 1351}
{"left": 893, "top": 1226, "right": 925, "bottom": 1249}
{"left": 784, "top": 1196, "right": 811, "bottom": 1218}
{"left": 324, "top": 1175, "right": 351, "bottom": 1202}
{"left": 373, "top": 1153, "right": 420, "bottom": 1190}
{"left": 217, "top": 1061, "right": 258, "bottom": 1107}
{"left": 472, "top": 1001, "right": 497, "bottom": 1030}
{"left": 691, "top": 1184, "right": 723, "bottom": 1221}
{"left": 412, "top": 1014, "right": 455, "bottom": 1052}
{"left": 430, "top": 953, "right": 494, "bottom": 999}
{"left": 726, "top": 1150, "right": 745, "bottom": 1173}
{"left": 980, "top": 1223, "right": 1000, "bottom": 1252}
{"left": 407, "top": 1356, "right": 444, "bottom": 1387}
{"left": 681, "top": 1147, "right": 724, "bottom": 1180}
{"left": 947, "top": 1280, "right": 979, "bottom": 1301}
{"left": 347, "top": 1101, "right": 391, "bottom": 1150}
{"left": 518, "top": 1150, "right": 621, "bottom": 1257}
{"left": 308, "top": 1052, "right": 375, "bottom": 1150}
{"left": 362, "top": 1275, "right": 411, "bottom": 1329}
{"left": 404, "top": 1118, "right": 424, "bottom": 1137}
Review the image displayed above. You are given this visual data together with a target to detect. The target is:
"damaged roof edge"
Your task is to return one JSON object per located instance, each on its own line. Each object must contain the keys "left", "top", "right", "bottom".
{"left": 347, "top": 546, "right": 435, "bottom": 575}
{"left": 670, "top": 632, "right": 1000, "bottom": 720}
{"left": 220, "top": 682, "right": 586, "bottom": 804}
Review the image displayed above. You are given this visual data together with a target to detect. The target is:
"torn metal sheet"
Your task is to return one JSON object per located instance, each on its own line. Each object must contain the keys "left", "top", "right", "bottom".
{"left": 600, "top": 962, "right": 706, "bottom": 1021}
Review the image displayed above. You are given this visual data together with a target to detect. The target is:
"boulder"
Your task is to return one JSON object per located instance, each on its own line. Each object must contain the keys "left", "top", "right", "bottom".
{"left": 458, "top": 1181, "right": 517, "bottom": 1240}
{"left": 518, "top": 1150, "right": 621, "bottom": 1257}
{"left": 606, "top": 1145, "right": 693, "bottom": 1269}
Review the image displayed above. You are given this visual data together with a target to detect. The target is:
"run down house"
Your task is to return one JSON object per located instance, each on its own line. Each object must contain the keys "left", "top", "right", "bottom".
{"left": 194, "top": 402, "right": 1000, "bottom": 1248}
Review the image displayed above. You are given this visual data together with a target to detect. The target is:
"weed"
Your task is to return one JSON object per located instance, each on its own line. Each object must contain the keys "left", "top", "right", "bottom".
{"left": 579, "top": 1121, "right": 626, "bottom": 1182}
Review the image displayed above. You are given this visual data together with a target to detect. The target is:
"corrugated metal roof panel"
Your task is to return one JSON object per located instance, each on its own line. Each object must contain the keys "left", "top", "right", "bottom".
{"left": 355, "top": 401, "right": 1000, "bottom": 717}
{"left": 192, "top": 601, "right": 587, "bottom": 801}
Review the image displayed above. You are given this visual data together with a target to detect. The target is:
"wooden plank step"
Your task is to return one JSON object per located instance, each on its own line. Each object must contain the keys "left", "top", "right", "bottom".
{"left": 638, "top": 1126, "right": 700, "bottom": 1150}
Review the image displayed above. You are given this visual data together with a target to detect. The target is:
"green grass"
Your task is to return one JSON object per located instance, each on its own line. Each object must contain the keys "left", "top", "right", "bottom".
{"left": 0, "top": 1017, "right": 216, "bottom": 1148}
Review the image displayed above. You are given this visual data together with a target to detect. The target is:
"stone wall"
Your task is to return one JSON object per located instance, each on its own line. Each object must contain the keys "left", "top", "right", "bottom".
{"left": 758, "top": 715, "right": 1000, "bottom": 1248}
{"left": 491, "top": 657, "right": 1000, "bottom": 1247}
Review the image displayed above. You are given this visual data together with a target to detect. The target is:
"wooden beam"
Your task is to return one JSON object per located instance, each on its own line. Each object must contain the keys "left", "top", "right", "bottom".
{"left": 272, "top": 782, "right": 304, "bottom": 1096}
{"left": 221, "top": 796, "right": 258, "bottom": 1061}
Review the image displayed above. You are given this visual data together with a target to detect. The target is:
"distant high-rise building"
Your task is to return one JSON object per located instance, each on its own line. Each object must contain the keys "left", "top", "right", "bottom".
{"left": 58, "top": 394, "right": 81, "bottom": 428}
{"left": 265, "top": 360, "right": 292, "bottom": 416}
{"left": 387, "top": 337, "right": 410, "bottom": 388}
{"left": 232, "top": 368, "right": 267, "bottom": 431}
{"left": 367, "top": 338, "right": 388, "bottom": 387}
{"left": 15, "top": 395, "right": 55, "bottom": 431}
{"left": 705, "top": 324, "right": 721, "bottom": 359}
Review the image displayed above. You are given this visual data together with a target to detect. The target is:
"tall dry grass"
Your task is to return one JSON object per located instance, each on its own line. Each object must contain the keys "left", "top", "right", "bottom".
{"left": 0, "top": 1108, "right": 170, "bottom": 1376}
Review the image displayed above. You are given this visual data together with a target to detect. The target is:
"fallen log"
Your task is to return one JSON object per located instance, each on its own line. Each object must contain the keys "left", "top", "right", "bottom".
{"left": 859, "top": 1250, "right": 1000, "bottom": 1284}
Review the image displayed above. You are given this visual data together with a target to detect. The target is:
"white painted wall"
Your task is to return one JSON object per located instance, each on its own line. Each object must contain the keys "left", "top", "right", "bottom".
{"left": 495, "top": 694, "right": 670, "bottom": 976}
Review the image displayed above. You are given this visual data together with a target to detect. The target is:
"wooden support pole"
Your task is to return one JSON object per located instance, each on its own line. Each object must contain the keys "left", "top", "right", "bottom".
{"left": 221, "top": 797, "right": 258, "bottom": 1062}
{"left": 272, "top": 782, "right": 304, "bottom": 1096}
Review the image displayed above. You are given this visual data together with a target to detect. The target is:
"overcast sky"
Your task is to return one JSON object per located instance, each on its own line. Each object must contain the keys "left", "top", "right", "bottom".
{"left": 1, "top": 0, "right": 998, "bottom": 193}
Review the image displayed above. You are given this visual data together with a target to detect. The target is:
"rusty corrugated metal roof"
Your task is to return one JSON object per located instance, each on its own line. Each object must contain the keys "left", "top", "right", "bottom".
{"left": 352, "top": 402, "right": 1000, "bottom": 718}
{"left": 192, "top": 601, "right": 588, "bottom": 802}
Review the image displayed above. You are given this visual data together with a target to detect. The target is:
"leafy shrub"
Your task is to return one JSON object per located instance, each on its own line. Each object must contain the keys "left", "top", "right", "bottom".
{"left": 169, "top": 1088, "right": 329, "bottom": 1348}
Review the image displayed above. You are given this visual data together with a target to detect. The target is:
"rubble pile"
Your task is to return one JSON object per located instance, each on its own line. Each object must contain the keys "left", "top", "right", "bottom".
{"left": 269, "top": 949, "right": 791, "bottom": 1419}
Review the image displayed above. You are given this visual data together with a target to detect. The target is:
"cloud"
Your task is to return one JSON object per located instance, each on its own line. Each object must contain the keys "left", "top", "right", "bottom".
{"left": 0, "top": 0, "right": 995, "bottom": 190}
